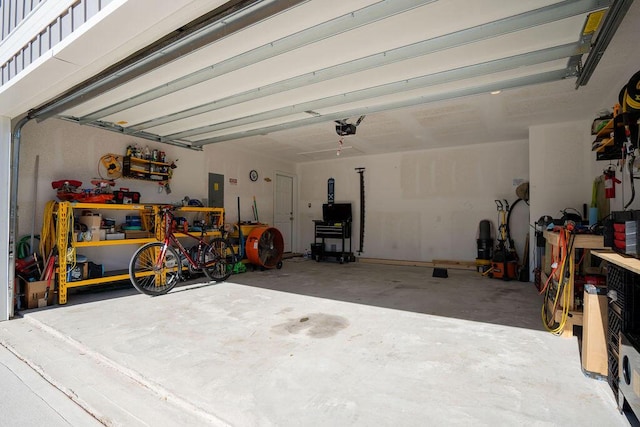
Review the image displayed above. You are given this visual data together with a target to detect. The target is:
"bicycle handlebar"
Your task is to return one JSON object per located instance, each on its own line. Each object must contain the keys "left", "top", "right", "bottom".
{"left": 160, "top": 204, "right": 187, "bottom": 216}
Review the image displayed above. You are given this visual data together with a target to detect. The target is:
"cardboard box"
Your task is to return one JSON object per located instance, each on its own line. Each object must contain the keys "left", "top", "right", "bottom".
{"left": 105, "top": 232, "right": 125, "bottom": 240}
{"left": 79, "top": 214, "right": 101, "bottom": 228}
{"left": 79, "top": 214, "right": 101, "bottom": 241}
{"left": 125, "top": 230, "right": 152, "bottom": 239}
{"left": 26, "top": 280, "right": 55, "bottom": 309}
{"left": 75, "top": 231, "right": 100, "bottom": 242}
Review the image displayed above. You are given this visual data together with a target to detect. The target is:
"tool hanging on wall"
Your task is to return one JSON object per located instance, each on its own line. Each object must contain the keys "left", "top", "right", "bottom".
{"left": 355, "top": 167, "right": 365, "bottom": 254}
{"left": 327, "top": 178, "right": 335, "bottom": 204}
{"left": 252, "top": 196, "right": 259, "bottom": 222}
{"left": 98, "top": 154, "right": 122, "bottom": 180}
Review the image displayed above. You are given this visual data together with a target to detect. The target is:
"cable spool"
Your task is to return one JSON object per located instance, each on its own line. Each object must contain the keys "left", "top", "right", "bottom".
{"left": 626, "top": 70, "right": 640, "bottom": 112}
{"left": 619, "top": 84, "right": 627, "bottom": 108}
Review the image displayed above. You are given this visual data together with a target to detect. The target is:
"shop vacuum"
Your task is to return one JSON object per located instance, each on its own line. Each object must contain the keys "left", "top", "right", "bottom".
{"left": 475, "top": 220, "right": 493, "bottom": 274}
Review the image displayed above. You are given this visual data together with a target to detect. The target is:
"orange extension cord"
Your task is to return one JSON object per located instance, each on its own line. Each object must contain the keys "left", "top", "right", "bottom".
{"left": 541, "top": 227, "right": 575, "bottom": 335}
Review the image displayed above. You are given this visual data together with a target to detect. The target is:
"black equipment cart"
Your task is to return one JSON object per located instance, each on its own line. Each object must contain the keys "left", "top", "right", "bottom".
{"left": 312, "top": 203, "right": 355, "bottom": 264}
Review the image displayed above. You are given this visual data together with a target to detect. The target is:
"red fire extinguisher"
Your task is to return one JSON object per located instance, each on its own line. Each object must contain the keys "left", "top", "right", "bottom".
{"left": 604, "top": 168, "right": 621, "bottom": 199}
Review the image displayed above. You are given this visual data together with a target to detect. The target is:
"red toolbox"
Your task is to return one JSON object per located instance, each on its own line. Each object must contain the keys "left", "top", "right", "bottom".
{"left": 113, "top": 189, "right": 140, "bottom": 204}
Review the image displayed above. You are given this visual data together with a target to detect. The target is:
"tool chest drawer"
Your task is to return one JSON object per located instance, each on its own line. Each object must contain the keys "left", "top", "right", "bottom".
{"left": 314, "top": 222, "right": 351, "bottom": 238}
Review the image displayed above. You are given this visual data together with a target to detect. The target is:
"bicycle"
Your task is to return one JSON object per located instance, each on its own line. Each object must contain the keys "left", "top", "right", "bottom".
{"left": 208, "top": 226, "right": 238, "bottom": 274}
{"left": 129, "top": 205, "right": 231, "bottom": 295}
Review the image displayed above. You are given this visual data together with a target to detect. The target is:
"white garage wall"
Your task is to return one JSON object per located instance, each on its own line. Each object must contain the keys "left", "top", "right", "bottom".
{"left": 203, "top": 144, "right": 297, "bottom": 226}
{"left": 529, "top": 120, "right": 594, "bottom": 224}
{"left": 297, "top": 140, "right": 530, "bottom": 262}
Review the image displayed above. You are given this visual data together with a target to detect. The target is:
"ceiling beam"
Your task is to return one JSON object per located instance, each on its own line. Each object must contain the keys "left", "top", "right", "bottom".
{"left": 75, "top": 0, "right": 434, "bottom": 123}
{"left": 57, "top": 116, "right": 200, "bottom": 150}
{"left": 127, "top": 0, "right": 609, "bottom": 134}
{"left": 190, "top": 68, "right": 570, "bottom": 147}
{"left": 576, "top": 0, "right": 634, "bottom": 88}
{"left": 29, "top": 0, "right": 307, "bottom": 121}
{"left": 167, "top": 42, "right": 581, "bottom": 140}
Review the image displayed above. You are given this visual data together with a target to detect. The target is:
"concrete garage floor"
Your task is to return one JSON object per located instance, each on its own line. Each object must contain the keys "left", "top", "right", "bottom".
{"left": 0, "top": 258, "right": 631, "bottom": 426}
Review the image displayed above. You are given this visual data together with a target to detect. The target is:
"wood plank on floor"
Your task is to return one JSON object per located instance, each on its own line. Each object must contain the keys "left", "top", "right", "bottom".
{"left": 359, "top": 257, "right": 476, "bottom": 271}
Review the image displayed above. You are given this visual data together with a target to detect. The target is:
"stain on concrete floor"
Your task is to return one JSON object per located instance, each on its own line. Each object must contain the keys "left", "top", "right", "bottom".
{"left": 272, "top": 313, "right": 349, "bottom": 338}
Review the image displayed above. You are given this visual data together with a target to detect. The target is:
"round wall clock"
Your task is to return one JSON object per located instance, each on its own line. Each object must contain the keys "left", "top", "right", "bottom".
{"left": 249, "top": 170, "right": 259, "bottom": 182}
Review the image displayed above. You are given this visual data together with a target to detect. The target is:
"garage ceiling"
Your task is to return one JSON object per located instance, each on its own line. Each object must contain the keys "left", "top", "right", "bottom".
{"left": 29, "top": 0, "right": 640, "bottom": 162}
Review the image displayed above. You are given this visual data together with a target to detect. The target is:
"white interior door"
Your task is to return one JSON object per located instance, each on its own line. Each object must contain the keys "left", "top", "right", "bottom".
{"left": 275, "top": 173, "right": 294, "bottom": 253}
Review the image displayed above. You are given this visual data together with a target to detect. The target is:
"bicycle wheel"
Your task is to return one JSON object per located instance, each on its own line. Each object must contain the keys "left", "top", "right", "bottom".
{"left": 203, "top": 238, "right": 234, "bottom": 282}
{"left": 129, "top": 242, "right": 181, "bottom": 295}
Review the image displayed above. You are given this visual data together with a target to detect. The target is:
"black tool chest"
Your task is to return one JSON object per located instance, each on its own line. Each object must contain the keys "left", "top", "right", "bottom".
{"left": 313, "top": 220, "right": 354, "bottom": 263}
{"left": 311, "top": 203, "right": 355, "bottom": 264}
